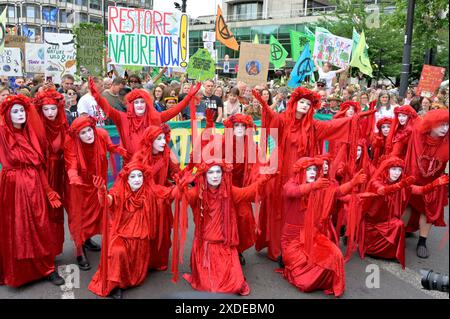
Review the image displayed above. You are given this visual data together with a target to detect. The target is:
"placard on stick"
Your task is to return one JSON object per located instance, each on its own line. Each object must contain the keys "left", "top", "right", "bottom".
{"left": 237, "top": 42, "right": 270, "bottom": 87}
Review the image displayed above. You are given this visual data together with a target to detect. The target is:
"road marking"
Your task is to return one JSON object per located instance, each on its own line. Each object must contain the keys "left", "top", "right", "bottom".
{"left": 365, "top": 257, "right": 448, "bottom": 299}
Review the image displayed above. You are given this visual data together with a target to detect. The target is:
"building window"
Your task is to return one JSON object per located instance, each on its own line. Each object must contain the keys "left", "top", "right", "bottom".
{"left": 7, "top": 6, "right": 15, "bottom": 19}
{"left": 90, "top": 16, "right": 102, "bottom": 24}
{"left": 90, "top": 0, "right": 102, "bottom": 10}
{"left": 74, "top": 0, "right": 88, "bottom": 6}
{"left": 230, "top": 2, "right": 262, "bottom": 21}
{"left": 26, "top": 6, "right": 37, "bottom": 19}
{"left": 79, "top": 12, "right": 88, "bottom": 22}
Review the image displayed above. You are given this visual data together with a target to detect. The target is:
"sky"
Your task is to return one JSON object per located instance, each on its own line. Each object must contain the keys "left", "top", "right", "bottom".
{"left": 153, "top": 0, "right": 219, "bottom": 18}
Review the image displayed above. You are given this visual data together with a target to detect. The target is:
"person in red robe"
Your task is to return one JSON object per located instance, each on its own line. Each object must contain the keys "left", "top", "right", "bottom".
{"left": 360, "top": 156, "right": 448, "bottom": 268}
{"left": 371, "top": 117, "right": 393, "bottom": 167}
{"left": 223, "top": 113, "right": 260, "bottom": 265}
{"left": 384, "top": 105, "right": 418, "bottom": 158}
{"left": 88, "top": 162, "right": 177, "bottom": 299}
{"left": 132, "top": 124, "right": 180, "bottom": 271}
{"left": 89, "top": 78, "right": 201, "bottom": 160}
{"left": 252, "top": 87, "right": 371, "bottom": 263}
{"left": 64, "top": 116, "right": 127, "bottom": 270}
{"left": 33, "top": 88, "right": 68, "bottom": 257}
{"left": 403, "top": 109, "right": 449, "bottom": 258}
{"left": 173, "top": 161, "right": 271, "bottom": 296}
{"left": 281, "top": 157, "right": 366, "bottom": 297}
{"left": 0, "top": 95, "right": 64, "bottom": 287}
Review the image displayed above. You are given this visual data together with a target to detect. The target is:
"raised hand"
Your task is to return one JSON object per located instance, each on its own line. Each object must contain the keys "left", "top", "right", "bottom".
{"left": 312, "top": 177, "right": 331, "bottom": 190}
{"left": 188, "top": 82, "right": 202, "bottom": 97}
{"left": 352, "top": 169, "right": 367, "bottom": 185}
{"left": 88, "top": 77, "right": 100, "bottom": 100}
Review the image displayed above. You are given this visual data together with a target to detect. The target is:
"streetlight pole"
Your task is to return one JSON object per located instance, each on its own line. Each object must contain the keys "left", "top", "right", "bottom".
{"left": 399, "top": 0, "right": 415, "bottom": 98}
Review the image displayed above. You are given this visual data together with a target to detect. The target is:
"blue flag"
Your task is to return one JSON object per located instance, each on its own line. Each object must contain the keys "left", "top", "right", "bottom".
{"left": 288, "top": 44, "right": 314, "bottom": 88}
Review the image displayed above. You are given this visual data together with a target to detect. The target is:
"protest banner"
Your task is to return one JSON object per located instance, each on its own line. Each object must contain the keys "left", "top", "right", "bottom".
{"left": 74, "top": 23, "right": 104, "bottom": 76}
{"left": 44, "top": 32, "right": 76, "bottom": 84}
{"left": 290, "top": 29, "right": 314, "bottom": 61}
{"left": 202, "top": 31, "right": 216, "bottom": 42}
{"left": 25, "top": 43, "right": 45, "bottom": 74}
{"left": 0, "top": 8, "right": 7, "bottom": 53}
{"left": 313, "top": 30, "right": 352, "bottom": 68}
{"left": 416, "top": 65, "right": 446, "bottom": 97}
{"left": 186, "top": 48, "right": 215, "bottom": 82}
{"left": 237, "top": 42, "right": 270, "bottom": 87}
{"left": 5, "top": 35, "right": 26, "bottom": 65}
{"left": 0, "top": 47, "right": 23, "bottom": 76}
{"left": 203, "top": 41, "right": 214, "bottom": 51}
{"left": 107, "top": 6, "right": 189, "bottom": 68}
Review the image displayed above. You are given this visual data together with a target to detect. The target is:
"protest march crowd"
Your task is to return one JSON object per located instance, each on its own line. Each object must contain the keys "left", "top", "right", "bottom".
{"left": 0, "top": 5, "right": 449, "bottom": 300}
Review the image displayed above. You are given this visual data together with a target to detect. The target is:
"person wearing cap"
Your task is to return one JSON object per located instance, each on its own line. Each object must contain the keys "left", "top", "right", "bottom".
{"left": 327, "top": 94, "right": 343, "bottom": 114}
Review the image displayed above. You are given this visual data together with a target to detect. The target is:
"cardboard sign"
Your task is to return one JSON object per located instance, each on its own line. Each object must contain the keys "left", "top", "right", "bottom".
{"left": 0, "top": 48, "right": 23, "bottom": 76}
{"left": 107, "top": 6, "right": 189, "bottom": 67}
{"left": 44, "top": 33, "right": 77, "bottom": 84}
{"left": 186, "top": 48, "right": 215, "bottom": 81}
{"left": 76, "top": 25, "right": 104, "bottom": 76}
{"left": 25, "top": 43, "right": 45, "bottom": 74}
{"left": 417, "top": 65, "right": 446, "bottom": 97}
{"left": 237, "top": 42, "right": 270, "bottom": 87}
{"left": 313, "top": 31, "right": 352, "bottom": 68}
{"left": 5, "top": 35, "right": 26, "bottom": 64}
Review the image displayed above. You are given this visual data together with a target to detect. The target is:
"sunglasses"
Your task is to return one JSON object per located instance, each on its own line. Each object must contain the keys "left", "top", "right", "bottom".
{"left": 317, "top": 84, "right": 325, "bottom": 87}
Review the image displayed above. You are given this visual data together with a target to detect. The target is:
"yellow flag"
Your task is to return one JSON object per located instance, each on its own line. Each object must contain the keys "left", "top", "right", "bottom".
{"left": 350, "top": 31, "right": 373, "bottom": 77}
{"left": 215, "top": 5, "right": 239, "bottom": 51}
{"left": 0, "top": 8, "right": 7, "bottom": 53}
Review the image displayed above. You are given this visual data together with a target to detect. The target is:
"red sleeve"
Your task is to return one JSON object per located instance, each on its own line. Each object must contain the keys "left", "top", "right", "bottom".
{"left": 186, "top": 187, "right": 199, "bottom": 206}
{"left": 168, "top": 158, "right": 181, "bottom": 180}
{"left": 232, "top": 182, "right": 259, "bottom": 203}
{"left": 63, "top": 137, "right": 78, "bottom": 172}
{"left": 283, "top": 179, "right": 312, "bottom": 198}
{"left": 160, "top": 94, "right": 191, "bottom": 123}
{"left": 315, "top": 117, "right": 352, "bottom": 142}
{"left": 97, "top": 93, "right": 123, "bottom": 126}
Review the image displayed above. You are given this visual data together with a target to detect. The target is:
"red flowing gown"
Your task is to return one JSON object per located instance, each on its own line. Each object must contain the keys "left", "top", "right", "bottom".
{"left": 183, "top": 183, "right": 259, "bottom": 295}
{"left": 0, "top": 126, "right": 55, "bottom": 287}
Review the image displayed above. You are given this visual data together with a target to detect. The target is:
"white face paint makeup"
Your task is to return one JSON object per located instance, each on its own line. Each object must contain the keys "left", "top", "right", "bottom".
{"left": 345, "top": 106, "right": 355, "bottom": 118}
{"left": 79, "top": 126, "right": 95, "bottom": 144}
{"left": 233, "top": 122, "right": 246, "bottom": 137}
{"left": 322, "top": 160, "right": 329, "bottom": 175}
{"left": 430, "top": 123, "right": 449, "bottom": 137}
{"left": 128, "top": 169, "right": 144, "bottom": 192}
{"left": 296, "top": 98, "right": 312, "bottom": 115}
{"left": 306, "top": 165, "right": 317, "bottom": 183}
{"left": 134, "top": 98, "right": 146, "bottom": 116}
{"left": 356, "top": 145, "right": 362, "bottom": 161}
{"left": 42, "top": 104, "right": 58, "bottom": 121}
{"left": 389, "top": 166, "right": 402, "bottom": 182}
{"left": 206, "top": 165, "right": 222, "bottom": 188}
{"left": 10, "top": 104, "right": 26, "bottom": 126}
{"left": 398, "top": 113, "right": 408, "bottom": 126}
{"left": 152, "top": 133, "right": 166, "bottom": 154}
{"left": 381, "top": 124, "right": 391, "bottom": 137}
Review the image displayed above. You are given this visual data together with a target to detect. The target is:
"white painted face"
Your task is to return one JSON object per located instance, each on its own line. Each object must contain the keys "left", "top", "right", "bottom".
{"left": 322, "top": 160, "right": 329, "bottom": 175}
{"left": 134, "top": 98, "right": 146, "bottom": 116}
{"left": 233, "top": 122, "right": 246, "bottom": 137}
{"left": 128, "top": 169, "right": 144, "bottom": 192}
{"left": 10, "top": 104, "right": 26, "bottom": 125}
{"left": 398, "top": 113, "right": 408, "bottom": 126}
{"left": 356, "top": 145, "right": 362, "bottom": 161}
{"left": 381, "top": 124, "right": 391, "bottom": 137}
{"left": 305, "top": 165, "right": 317, "bottom": 183}
{"left": 296, "top": 98, "right": 312, "bottom": 114}
{"left": 152, "top": 133, "right": 166, "bottom": 154}
{"left": 389, "top": 166, "right": 402, "bottom": 182}
{"left": 345, "top": 106, "right": 355, "bottom": 118}
{"left": 42, "top": 104, "right": 58, "bottom": 121}
{"left": 206, "top": 165, "right": 222, "bottom": 188}
{"left": 431, "top": 123, "right": 449, "bottom": 137}
{"left": 79, "top": 126, "right": 95, "bottom": 144}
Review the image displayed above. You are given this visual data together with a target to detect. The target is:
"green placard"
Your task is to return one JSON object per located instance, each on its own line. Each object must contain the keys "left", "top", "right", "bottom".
{"left": 186, "top": 48, "right": 215, "bottom": 81}
{"left": 74, "top": 23, "right": 105, "bottom": 77}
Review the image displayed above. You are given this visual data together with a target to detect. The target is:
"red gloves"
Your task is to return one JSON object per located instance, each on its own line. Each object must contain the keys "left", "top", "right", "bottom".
{"left": 88, "top": 77, "right": 101, "bottom": 101}
{"left": 377, "top": 176, "right": 415, "bottom": 195}
{"left": 422, "top": 175, "right": 449, "bottom": 194}
{"left": 351, "top": 169, "right": 367, "bottom": 186}
{"left": 68, "top": 169, "right": 86, "bottom": 186}
{"left": 92, "top": 175, "right": 107, "bottom": 205}
{"left": 187, "top": 82, "right": 202, "bottom": 98}
{"left": 205, "top": 108, "right": 216, "bottom": 128}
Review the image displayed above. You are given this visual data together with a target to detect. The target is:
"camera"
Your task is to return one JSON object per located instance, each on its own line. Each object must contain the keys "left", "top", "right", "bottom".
{"left": 420, "top": 269, "right": 449, "bottom": 293}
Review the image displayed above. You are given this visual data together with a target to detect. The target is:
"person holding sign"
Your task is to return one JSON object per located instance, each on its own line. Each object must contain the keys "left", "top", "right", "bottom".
{"left": 89, "top": 78, "right": 201, "bottom": 160}
{"left": 313, "top": 59, "right": 348, "bottom": 92}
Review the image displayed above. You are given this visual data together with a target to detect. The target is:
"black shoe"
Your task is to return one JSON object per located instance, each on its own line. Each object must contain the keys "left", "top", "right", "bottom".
{"left": 238, "top": 253, "right": 246, "bottom": 266}
{"left": 48, "top": 271, "right": 65, "bottom": 286}
{"left": 277, "top": 255, "right": 285, "bottom": 268}
{"left": 110, "top": 288, "right": 123, "bottom": 299}
{"left": 77, "top": 251, "right": 91, "bottom": 271}
{"left": 83, "top": 238, "right": 101, "bottom": 252}
{"left": 417, "top": 244, "right": 429, "bottom": 259}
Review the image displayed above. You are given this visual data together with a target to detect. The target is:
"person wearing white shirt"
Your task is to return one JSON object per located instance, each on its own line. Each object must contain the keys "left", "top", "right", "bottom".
{"left": 314, "top": 59, "right": 348, "bottom": 92}
{"left": 77, "top": 77, "right": 106, "bottom": 126}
